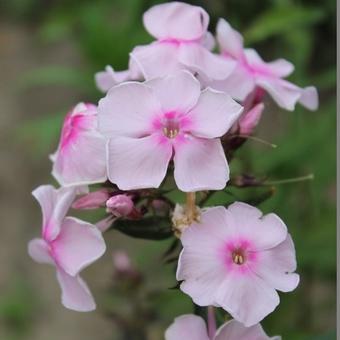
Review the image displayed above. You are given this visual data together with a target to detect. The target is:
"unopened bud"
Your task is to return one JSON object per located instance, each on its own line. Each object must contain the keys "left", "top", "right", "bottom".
{"left": 106, "top": 194, "right": 134, "bottom": 217}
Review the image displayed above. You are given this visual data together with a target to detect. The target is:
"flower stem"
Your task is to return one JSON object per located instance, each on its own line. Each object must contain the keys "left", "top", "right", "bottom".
{"left": 207, "top": 306, "right": 217, "bottom": 339}
{"left": 185, "top": 192, "right": 196, "bottom": 220}
{"left": 263, "top": 173, "right": 314, "bottom": 186}
{"left": 234, "top": 134, "right": 277, "bottom": 148}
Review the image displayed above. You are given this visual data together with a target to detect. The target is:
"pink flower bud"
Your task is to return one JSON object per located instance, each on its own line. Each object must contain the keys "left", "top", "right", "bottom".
{"left": 106, "top": 195, "right": 134, "bottom": 217}
{"left": 72, "top": 188, "right": 110, "bottom": 210}
{"left": 239, "top": 102, "right": 264, "bottom": 136}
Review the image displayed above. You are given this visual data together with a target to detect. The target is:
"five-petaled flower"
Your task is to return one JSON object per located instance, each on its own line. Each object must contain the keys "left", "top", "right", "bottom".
{"left": 210, "top": 19, "right": 318, "bottom": 111}
{"left": 98, "top": 70, "right": 243, "bottom": 192}
{"left": 28, "top": 185, "right": 106, "bottom": 311}
{"left": 130, "top": 2, "right": 235, "bottom": 82}
{"left": 177, "top": 202, "right": 299, "bottom": 326}
{"left": 165, "top": 314, "right": 280, "bottom": 340}
{"left": 51, "top": 102, "right": 107, "bottom": 186}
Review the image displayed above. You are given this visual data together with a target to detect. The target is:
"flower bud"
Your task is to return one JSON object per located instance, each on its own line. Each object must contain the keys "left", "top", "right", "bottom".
{"left": 239, "top": 102, "right": 264, "bottom": 136}
{"left": 106, "top": 194, "right": 134, "bottom": 217}
{"left": 72, "top": 188, "right": 110, "bottom": 210}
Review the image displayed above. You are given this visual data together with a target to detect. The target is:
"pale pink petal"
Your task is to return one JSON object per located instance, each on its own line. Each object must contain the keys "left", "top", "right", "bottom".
{"left": 52, "top": 131, "right": 107, "bottom": 186}
{"left": 256, "top": 77, "right": 302, "bottom": 111}
{"left": 177, "top": 208, "right": 233, "bottom": 305}
{"left": 253, "top": 235, "right": 300, "bottom": 292}
{"left": 216, "top": 18, "right": 244, "bottom": 59}
{"left": 209, "top": 64, "right": 255, "bottom": 101}
{"left": 145, "top": 70, "right": 200, "bottom": 113}
{"left": 215, "top": 319, "right": 279, "bottom": 340}
{"left": 267, "top": 59, "right": 294, "bottom": 77}
{"left": 143, "top": 2, "right": 209, "bottom": 40}
{"left": 173, "top": 137, "right": 229, "bottom": 192}
{"left": 179, "top": 44, "right": 236, "bottom": 81}
{"left": 165, "top": 315, "right": 209, "bottom": 340}
{"left": 53, "top": 217, "right": 106, "bottom": 276}
{"left": 98, "top": 82, "right": 162, "bottom": 137}
{"left": 244, "top": 49, "right": 267, "bottom": 69}
{"left": 72, "top": 189, "right": 110, "bottom": 210}
{"left": 299, "top": 86, "right": 319, "bottom": 111}
{"left": 107, "top": 135, "right": 172, "bottom": 190}
{"left": 95, "top": 65, "right": 131, "bottom": 92}
{"left": 56, "top": 269, "right": 96, "bottom": 312}
{"left": 216, "top": 272, "right": 280, "bottom": 326}
{"left": 189, "top": 88, "right": 243, "bottom": 138}
{"left": 28, "top": 238, "right": 54, "bottom": 265}
{"left": 227, "top": 202, "right": 288, "bottom": 250}
{"left": 130, "top": 43, "right": 180, "bottom": 80}
{"left": 239, "top": 103, "right": 265, "bottom": 135}
{"left": 203, "top": 32, "right": 216, "bottom": 51}
{"left": 32, "top": 185, "right": 78, "bottom": 241}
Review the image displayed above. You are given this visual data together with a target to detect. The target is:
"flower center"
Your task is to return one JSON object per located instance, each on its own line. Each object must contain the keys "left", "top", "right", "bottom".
{"left": 162, "top": 117, "right": 180, "bottom": 139}
{"left": 232, "top": 248, "right": 246, "bottom": 265}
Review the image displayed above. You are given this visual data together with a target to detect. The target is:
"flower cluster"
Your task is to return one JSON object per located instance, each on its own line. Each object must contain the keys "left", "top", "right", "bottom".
{"left": 28, "top": 1, "right": 317, "bottom": 338}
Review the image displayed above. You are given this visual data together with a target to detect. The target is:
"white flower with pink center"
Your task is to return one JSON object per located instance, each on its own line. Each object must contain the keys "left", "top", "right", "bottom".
{"left": 177, "top": 202, "right": 299, "bottom": 326}
{"left": 51, "top": 102, "right": 107, "bottom": 186}
{"left": 165, "top": 314, "right": 280, "bottom": 340}
{"left": 130, "top": 2, "right": 235, "bottom": 81}
{"left": 28, "top": 185, "right": 106, "bottom": 312}
{"left": 98, "top": 70, "right": 243, "bottom": 192}
{"left": 210, "top": 19, "right": 318, "bottom": 111}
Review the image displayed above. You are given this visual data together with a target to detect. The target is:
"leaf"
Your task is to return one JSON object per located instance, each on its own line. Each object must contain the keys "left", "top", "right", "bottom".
{"left": 112, "top": 217, "right": 173, "bottom": 240}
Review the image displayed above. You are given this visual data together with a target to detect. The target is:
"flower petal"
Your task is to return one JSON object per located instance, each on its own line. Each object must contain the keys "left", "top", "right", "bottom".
{"left": 215, "top": 319, "right": 279, "bottom": 340}
{"left": 189, "top": 88, "right": 243, "bottom": 138}
{"left": 130, "top": 43, "right": 180, "bottom": 80}
{"left": 173, "top": 137, "right": 229, "bottom": 191}
{"left": 267, "top": 59, "right": 294, "bottom": 78}
{"left": 216, "top": 18, "right": 244, "bottom": 59}
{"left": 256, "top": 77, "right": 302, "bottom": 111}
{"left": 95, "top": 65, "right": 130, "bottom": 92}
{"left": 208, "top": 64, "right": 255, "bottom": 101}
{"left": 253, "top": 234, "right": 300, "bottom": 292}
{"left": 107, "top": 135, "right": 172, "bottom": 190}
{"left": 145, "top": 70, "right": 200, "bottom": 113}
{"left": 299, "top": 86, "right": 319, "bottom": 111}
{"left": 165, "top": 315, "right": 209, "bottom": 340}
{"left": 143, "top": 2, "right": 209, "bottom": 40}
{"left": 98, "top": 82, "right": 162, "bottom": 137}
{"left": 227, "top": 202, "right": 288, "bottom": 250}
{"left": 53, "top": 217, "right": 106, "bottom": 276}
{"left": 56, "top": 269, "right": 96, "bottom": 312}
{"left": 32, "top": 185, "right": 80, "bottom": 241}
{"left": 28, "top": 238, "right": 54, "bottom": 265}
{"left": 52, "top": 131, "right": 107, "bottom": 187}
{"left": 216, "top": 271, "right": 280, "bottom": 326}
{"left": 179, "top": 44, "right": 236, "bottom": 81}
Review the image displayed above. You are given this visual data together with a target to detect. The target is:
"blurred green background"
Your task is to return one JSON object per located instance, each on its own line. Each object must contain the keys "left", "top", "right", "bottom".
{"left": 0, "top": 0, "right": 336, "bottom": 339}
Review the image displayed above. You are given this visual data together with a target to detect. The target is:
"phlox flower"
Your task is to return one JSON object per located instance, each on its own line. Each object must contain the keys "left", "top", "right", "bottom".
{"left": 177, "top": 202, "right": 299, "bottom": 326}
{"left": 165, "top": 314, "right": 280, "bottom": 340}
{"left": 51, "top": 102, "right": 107, "bottom": 186}
{"left": 211, "top": 19, "right": 318, "bottom": 111}
{"left": 98, "top": 70, "right": 243, "bottom": 192}
{"left": 130, "top": 2, "right": 235, "bottom": 81}
{"left": 28, "top": 185, "right": 106, "bottom": 311}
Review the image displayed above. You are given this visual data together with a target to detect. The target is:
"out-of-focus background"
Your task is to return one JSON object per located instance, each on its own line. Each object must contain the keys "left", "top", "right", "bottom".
{"left": 0, "top": 0, "right": 336, "bottom": 339}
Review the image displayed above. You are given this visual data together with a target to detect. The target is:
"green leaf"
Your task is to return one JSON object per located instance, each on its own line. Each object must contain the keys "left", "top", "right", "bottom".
{"left": 113, "top": 217, "right": 173, "bottom": 240}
